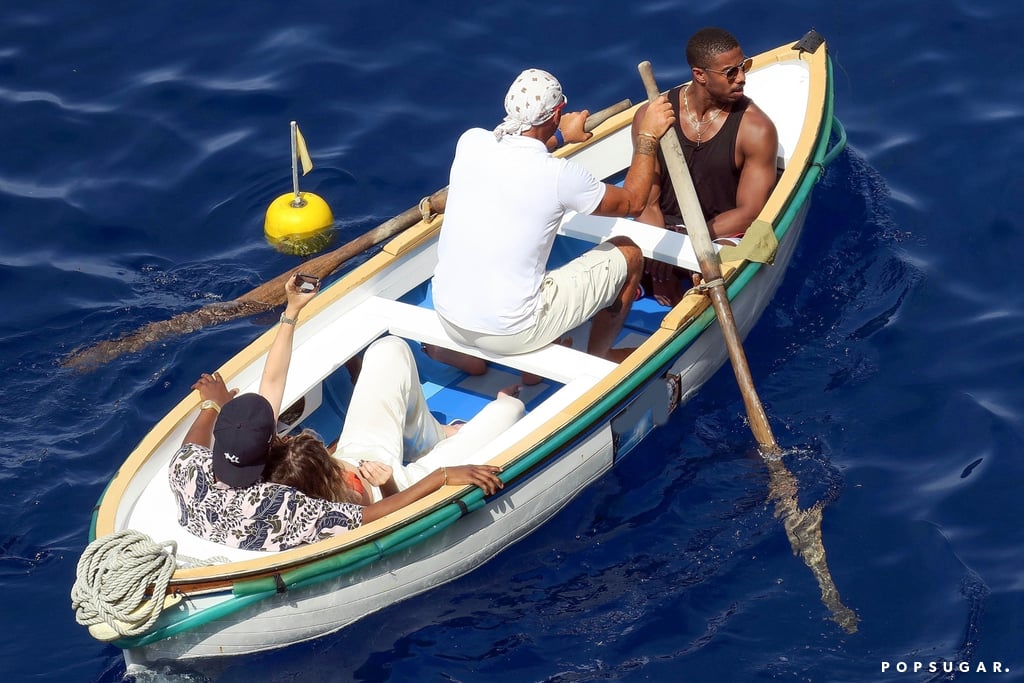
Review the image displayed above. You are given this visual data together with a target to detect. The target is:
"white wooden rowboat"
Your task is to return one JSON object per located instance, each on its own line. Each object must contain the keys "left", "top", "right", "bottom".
{"left": 80, "top": 31, "right": 845, "bottom": 667}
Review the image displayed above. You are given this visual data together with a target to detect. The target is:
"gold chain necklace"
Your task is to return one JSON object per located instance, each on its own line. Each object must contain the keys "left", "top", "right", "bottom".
{"left": 682, "top": 84, "right": 724, "bottom": 147}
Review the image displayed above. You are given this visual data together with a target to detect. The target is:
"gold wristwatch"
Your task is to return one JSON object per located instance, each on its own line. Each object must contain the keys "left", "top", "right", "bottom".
{"left": 200, "top": 400, "right": 221, "bottom": 413}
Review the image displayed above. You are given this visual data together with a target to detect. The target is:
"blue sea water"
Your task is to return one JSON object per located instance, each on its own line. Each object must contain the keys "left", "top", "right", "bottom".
{"left": 2, "top": 1, "right": 1023, "bottom": 681}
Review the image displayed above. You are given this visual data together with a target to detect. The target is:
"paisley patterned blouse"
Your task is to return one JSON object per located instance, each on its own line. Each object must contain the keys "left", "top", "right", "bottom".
{"left": 168, "top": 443, "right": 362, "bottom": 551}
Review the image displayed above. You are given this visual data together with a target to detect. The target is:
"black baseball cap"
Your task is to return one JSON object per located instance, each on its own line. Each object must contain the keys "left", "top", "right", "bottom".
{"left": 212, "top": 393, "right": 276, "bottom": 488}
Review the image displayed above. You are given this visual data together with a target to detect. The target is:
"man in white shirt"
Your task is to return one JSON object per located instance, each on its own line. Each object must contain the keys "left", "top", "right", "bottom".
{"left": 432, "top": 68, "right": 674, "bottom": 363}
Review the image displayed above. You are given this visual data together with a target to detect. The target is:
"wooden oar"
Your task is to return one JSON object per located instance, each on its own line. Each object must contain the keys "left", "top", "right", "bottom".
{"left": 639, "top": 61, "right": 858, "bottom": 630}
{"left": 63, "top": 100, "right": 634, "bottom": 372}
{"left": 60, "top": 188, "right": 447, "bottom": 372}
{"left": 637, "top": 61, "right": 779, "bottom": 454}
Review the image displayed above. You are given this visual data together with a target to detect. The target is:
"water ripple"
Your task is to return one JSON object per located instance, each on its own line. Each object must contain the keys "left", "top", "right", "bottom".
{"left": 0, "top": 85, "right": 112, "bottom": 113}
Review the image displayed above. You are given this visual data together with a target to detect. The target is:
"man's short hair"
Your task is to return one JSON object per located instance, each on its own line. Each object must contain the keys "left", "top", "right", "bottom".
{"left": 686, "top": 27, "right": 740, "bottom": 69}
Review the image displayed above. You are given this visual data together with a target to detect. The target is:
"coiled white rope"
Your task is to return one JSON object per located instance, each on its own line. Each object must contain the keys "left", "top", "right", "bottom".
{"left": 71, "top": 530, "right": 177, "bottom": 637}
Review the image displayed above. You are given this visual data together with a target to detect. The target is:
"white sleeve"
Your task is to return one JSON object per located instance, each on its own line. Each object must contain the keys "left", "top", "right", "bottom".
{"left": 557, "top": 159, "right": 606, "bottom": 216}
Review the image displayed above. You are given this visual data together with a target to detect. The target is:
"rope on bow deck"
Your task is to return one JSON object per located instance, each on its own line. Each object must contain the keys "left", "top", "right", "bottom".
{"left": 71, "top": 530, "right": 178, "bottom": 638}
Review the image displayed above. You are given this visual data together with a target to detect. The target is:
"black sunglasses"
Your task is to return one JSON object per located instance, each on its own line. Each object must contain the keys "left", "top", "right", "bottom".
{"left": 702, "top": 57, "right": 753, "bottom": 81}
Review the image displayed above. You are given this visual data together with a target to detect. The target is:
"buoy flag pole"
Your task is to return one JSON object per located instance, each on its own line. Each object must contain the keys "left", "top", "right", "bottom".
{"left": 289, "top": 121, "right": 304, "bottom": 207}
{"left": 266, "top": 121, "right": 335, "bottom": 255}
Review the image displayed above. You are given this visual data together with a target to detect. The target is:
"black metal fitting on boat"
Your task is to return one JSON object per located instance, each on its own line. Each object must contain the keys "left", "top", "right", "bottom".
{"left": 793, "top": 28, "right": 825, "bottom": 54}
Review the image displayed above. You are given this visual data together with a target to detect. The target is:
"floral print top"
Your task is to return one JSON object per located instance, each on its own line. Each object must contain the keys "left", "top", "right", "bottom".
{"left": 168, "top": 443, "right": 362, "bottom": 551}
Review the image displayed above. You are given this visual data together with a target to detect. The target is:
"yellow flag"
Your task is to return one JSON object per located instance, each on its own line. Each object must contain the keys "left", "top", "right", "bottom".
{"left": 295, "top": 124, "right": 314, "bottom": 175}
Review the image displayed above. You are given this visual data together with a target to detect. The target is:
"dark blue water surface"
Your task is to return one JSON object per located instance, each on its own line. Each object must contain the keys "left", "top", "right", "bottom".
{"left": 2, "top": 2, "right": 1023, "bottom": 681}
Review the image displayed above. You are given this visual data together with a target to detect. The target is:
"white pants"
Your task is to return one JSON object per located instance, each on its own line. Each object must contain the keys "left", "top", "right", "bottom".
{"left": 336, "top": 336, "right": 524, "bottom": 491}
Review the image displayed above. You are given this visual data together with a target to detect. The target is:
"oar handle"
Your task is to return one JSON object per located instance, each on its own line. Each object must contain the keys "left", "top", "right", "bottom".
{"left": 583, "top": 99, "right": 632, "bottom": 132}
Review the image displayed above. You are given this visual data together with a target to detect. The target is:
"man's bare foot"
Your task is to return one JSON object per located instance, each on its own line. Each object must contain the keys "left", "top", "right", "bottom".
{"left": 605, "top": 347, "right": 636, "bottom": 363}
{"left": 650, "top": 266, "right": 703, "bottom": 307}
{"left": 422, "top": 344, "right": 488, "bottom": 375}
{"left": 521, "top": 371, "right": 543, "bottom": 386}
{"left": 344, "top": 356, "right": 362, "bottom": 384}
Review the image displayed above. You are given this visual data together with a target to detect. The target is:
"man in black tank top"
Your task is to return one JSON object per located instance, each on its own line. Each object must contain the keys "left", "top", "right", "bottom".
{"left": 631, "top": 27, "right": 779, "bottom": 306}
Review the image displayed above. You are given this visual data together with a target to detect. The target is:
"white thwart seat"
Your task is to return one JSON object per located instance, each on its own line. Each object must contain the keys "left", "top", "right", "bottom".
{"left": 364, "top": 296, "right": 617, "bottom": 385}
{"left": 556, "top": 211, "right": 720, "bottom": 270}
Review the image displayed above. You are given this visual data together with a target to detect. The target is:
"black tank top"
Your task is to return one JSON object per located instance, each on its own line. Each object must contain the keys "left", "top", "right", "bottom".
{"left": 657, "top": 85, "right": 748, "bottom": 226}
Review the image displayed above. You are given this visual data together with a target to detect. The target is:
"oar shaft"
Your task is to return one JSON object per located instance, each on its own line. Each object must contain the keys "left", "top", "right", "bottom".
{"left": 637, "top": 61, "right": 779, "bottom": 453}
{"left": 707, "top": 285, "right": 778, "bottom": 451}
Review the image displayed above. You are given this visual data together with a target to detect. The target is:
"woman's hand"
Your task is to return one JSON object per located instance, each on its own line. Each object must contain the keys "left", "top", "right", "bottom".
{"left": 191, "top": 371, "right": 237, "bottom": 407}
{"left": 284, "top": 272, "right": 320, "bottom": 316}
{"left": 357, "top": 460, "right": 394, "bottom": 487}
{"left": 182, "top": 371, "right": 236, "bottom": 448}
{"left": 444, "top": 465, "right": 504, "bottom": 496}
{"left": 361, "top": 464, "right": 503, "bottom": 525}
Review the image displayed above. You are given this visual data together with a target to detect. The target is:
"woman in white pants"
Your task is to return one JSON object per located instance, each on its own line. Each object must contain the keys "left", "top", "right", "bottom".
{"left": 333, "top": 335, "right": 525, "bottom": 495}
{"left": 263, "top": 334, "right": 524, "bottom": 505}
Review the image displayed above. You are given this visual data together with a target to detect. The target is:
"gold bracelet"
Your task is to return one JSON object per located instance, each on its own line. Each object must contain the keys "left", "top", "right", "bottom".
{"left": 637, "top": 131, "right": 658, "bottom": 140}
{"left": 280, "top": 312, "right": 298, "bottom": 325}
{"left": 442, "top": 466, "right": 448, "bottom": 486}
{"left": 635, "top": 136, "right": 659, "bottom": 156}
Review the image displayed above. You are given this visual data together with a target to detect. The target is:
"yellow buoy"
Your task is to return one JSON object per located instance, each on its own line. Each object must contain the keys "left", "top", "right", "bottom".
{"left": 264, "top": 191, "right": 335, "bottom": 256}
{"left": 264, "top": 121, "right": 335, "bottom": 255}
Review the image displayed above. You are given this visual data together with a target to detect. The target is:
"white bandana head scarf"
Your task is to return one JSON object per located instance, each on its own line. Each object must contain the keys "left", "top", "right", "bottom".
{"left": 493, "top": 68, "right": 566, "bottom": 141}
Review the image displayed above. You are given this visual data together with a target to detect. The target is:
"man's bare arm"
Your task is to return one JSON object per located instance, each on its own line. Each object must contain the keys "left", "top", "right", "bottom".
{"left": 707, "top": 106, "right": 779, "bottom": 239}
{"left": 630, "top": 101, "right": 668, "bottom": 227}
{"left": 593, "top": 95, "right": 674, "bottom": 217}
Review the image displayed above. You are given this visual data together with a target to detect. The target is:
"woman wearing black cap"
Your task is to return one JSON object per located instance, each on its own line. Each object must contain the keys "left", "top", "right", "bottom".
{"left": 168, "top": 274, "right": 506, "bottom": 552}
